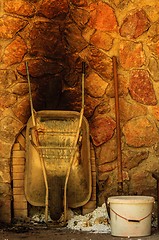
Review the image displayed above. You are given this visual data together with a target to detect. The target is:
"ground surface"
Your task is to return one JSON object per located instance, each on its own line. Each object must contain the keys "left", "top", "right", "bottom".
{"left": 0, "top": 224, "right": 159, "bottom": 240}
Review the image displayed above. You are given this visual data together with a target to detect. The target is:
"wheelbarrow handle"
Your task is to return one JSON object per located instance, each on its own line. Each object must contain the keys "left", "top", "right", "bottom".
{"left": 82, "top": 62, "right": 86, "bottom": 74}
{"left": 105, "top": 198, "right": 110, "bottom": 221}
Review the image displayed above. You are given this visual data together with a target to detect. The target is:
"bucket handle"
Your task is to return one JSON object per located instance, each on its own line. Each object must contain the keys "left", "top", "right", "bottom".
{"left": 109, "top": 207, "right": 152, "bottom": 223}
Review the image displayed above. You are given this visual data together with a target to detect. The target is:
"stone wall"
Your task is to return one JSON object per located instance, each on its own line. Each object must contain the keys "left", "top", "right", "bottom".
{"left": 0, "top": 0, "right": 68, "bottom": 222}
{"left": 62, "top": 0, "right": 159, "bottom": 205}
{"left": 1, "top": 0, "right": 159, "bottom": 222}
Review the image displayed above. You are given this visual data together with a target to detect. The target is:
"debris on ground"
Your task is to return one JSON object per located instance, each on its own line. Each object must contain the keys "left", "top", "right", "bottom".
{"left": 66, "top": 203, "right": 111, "bottom": 233}
{"left": 30, "top": 204, "right": 110, "bottom": 233}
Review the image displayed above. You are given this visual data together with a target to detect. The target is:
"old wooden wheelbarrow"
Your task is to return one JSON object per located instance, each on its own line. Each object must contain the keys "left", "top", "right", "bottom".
{"left": 24, "top": 62, "right": 92, "bottom": 223}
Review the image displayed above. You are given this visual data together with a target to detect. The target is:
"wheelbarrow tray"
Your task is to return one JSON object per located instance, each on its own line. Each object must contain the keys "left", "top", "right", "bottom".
{"left": 24, "top": 110, "right": 92, "bottom": 208}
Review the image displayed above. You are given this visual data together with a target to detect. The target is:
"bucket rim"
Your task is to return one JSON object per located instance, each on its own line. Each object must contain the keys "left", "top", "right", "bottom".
{"left": 107, "top": 195, "right": 155, "bottom": 204}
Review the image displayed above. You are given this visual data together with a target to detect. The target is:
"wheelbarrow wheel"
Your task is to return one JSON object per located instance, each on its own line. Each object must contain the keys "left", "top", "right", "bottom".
{"left": 49, "top": 176, "right": 63, "bottom": 221}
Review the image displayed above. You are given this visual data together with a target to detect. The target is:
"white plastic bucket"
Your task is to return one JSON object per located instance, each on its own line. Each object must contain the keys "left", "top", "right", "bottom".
{"left": 107, "top": 196, "right": 155, "bottom": 237}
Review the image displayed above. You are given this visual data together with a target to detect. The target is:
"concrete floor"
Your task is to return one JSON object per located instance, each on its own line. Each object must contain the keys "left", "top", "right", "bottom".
{"left": 0, "top": 225, "right": 159, "bottom": 240}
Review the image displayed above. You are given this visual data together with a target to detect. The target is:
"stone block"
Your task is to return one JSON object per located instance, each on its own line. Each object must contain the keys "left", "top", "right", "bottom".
{"left": 12, "top": 172, "right": 24, "bottom": 180}
{"left": 13, "top": 194, "right": 27, "bottom": 202}
{"left": 12, "top": 143, "right": 21, "bottom": 151}
{"left": 12, "top": 157, "right": 25, "bottom": 165}
{"left": 0, "top": 199, "right": 11, "bottom": 223}
{"left": 12, "top": 165, "right": 25, "bottom": 173}
{"left": 12, "top": 150, "right": 25, "bottom": 158}
{"left": 14, "top": 209, "right": 28, "bottom": 218}
{"left": 13, "top": 179, "right": 24, "bottom": 188}
{"left": 14, "top": 201, "right": 27, "bottom": 210}
{"left": 13, "top": 187, "right": 25, "bottom": 195}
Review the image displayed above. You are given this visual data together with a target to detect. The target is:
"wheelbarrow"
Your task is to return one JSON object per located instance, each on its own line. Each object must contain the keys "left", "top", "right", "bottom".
{"left": 24, "top": 110, "right": 92, "bottom": 221}
{"left": 24, "top": 60, "right": 91, "bottom": 222}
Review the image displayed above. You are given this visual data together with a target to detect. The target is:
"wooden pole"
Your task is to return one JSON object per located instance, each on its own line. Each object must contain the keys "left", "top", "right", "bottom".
{"left": 112, "top": 56, "right": 123, "bottom": 193}
{"left": 25, "top": 62, "right": 36, "bottom": 127}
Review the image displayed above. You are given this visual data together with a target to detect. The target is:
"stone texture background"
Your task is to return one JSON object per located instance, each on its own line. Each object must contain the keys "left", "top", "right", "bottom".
{"left": 1, "top": 0, "right": 159, "bottom": 222}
